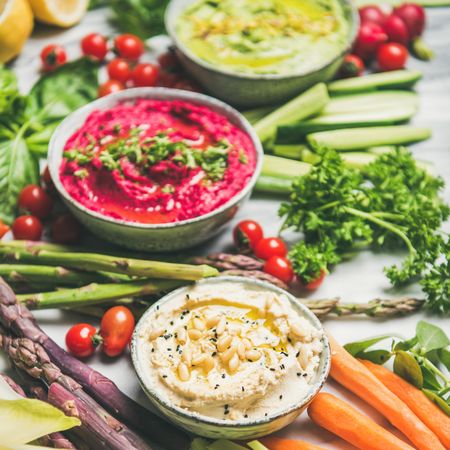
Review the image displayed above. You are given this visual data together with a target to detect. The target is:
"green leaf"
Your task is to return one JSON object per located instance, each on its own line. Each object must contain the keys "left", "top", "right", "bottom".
{"left": 0, "top": 65, "right": 19, "bottom": 116}
{"left": 423, "top": 389, "right": 450, "bottom": 416}
{"left": 416, "top": 321, "right": 450, "bottom": 353}
{"left": 438, "top": 348, "right": 450, "bottom": 371}
{"left": 27, "top": 58, "right": 99, "bottom": 121}
{"left": 344, "top": 335, "right": 392, "bottom": 356}
{"left": 357, "top": 349, "right": 392, "bottom": 364}
{"left": 393, "top": 336, "right": 418, "bottom": 351}
{"left": 0, "top": 130, "right": 39, "bottom": 224}
{"left": 393, "top": 350, "right": 423, "bottom": 388}
{"left": 421, "top": 365, "right": 442, "bottom": 390}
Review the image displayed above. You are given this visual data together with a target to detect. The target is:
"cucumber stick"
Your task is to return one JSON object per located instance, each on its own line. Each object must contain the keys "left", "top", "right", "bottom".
{"left": 253, "top": 83, "right": 329, "bottom": 145}
{"left": 328, "top": 70, "right": 422, "bottom": 94}
{"left": 308, "top": 126, "right": 431, "bottom": 150}
{"left": 262, "top": 154, "right": 310, "bottom": 178}
{"left": 255, "top": 175, "right": 294, "bottom": 195}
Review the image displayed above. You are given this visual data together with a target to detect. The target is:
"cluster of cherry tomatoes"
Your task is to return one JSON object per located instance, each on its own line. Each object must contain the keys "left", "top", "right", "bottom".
{"left": 0, "top": 167, "right": 81, "bottom": 243}
{"left": 66, "top": 305, "right": 135, "bottom": 358}
{"left": 340, "top": 3, "right": 426, "bottom": 77}
{"left": 232, "top": 220, "right": 325, "bottom": 290}
{"left": 40, "top": 33, "right": 200, "bottom": 98}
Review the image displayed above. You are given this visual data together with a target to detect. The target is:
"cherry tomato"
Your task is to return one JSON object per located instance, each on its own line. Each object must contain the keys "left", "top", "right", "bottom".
{"left": 157, "top": 50, "right": 180, "bottom": 70}
{"left": 100, "top": 306, "right": 135, "bottom": 357}
{"left": 377, "top": 42, "right": 408, "bottom": 71}
{"left": 0, "top": 221, "right": 10, "bottom": 239}
{"left": 98, "top": 79, "right": 125, "bottom": 97}
{"left": 51, "top": 214, "right": 82, "bottom": 244}
{"left": 384, "top": 14, "right": 410, "bottom": 46}
{"left": 353, "top": 22, "right": 388, "bottom": 61}
{"left": 40, "top": 44, "right": 67, "bottom": 71}
{"left": 81, "top": 33, "right": 108, "bottom": 60}
{"left": 233, "top": 220, "right": 264, "bottom": 251}
{"left": 107, "top": 58, "right": 132, "bottom": 84}
{"left": 339, "top": 54, "right": 365, "bottom": 78}
{"left": 114, "top": 34, "right": 144, "bottom": 61}
{"left": 12, "top": 215, "right": 43, "bottom": 241}
{"left": 254, "top": 237, "right": 288, "bottom": 260}
{"left": 393, "top": 3, "right": 425, "bottom": 40}
{"left": 18, "top": 184, "right": 53, "bottom": 218}
{"left": 263, "top": 256, "right": 294, "bottom": 284}
{"left": 358, "top": 5, "right": 387, "bottom": 27}
{"left": 66, "top": 323, "right": 98, "bottom": 358}
{"left": 131, "top": 63, "right": 159, "bottom": 87}
{"left": 158, "top": 70, "right": 182, "bottom": 88}
{"left": 302, "top": 270, "right": 327, "bottom": 291}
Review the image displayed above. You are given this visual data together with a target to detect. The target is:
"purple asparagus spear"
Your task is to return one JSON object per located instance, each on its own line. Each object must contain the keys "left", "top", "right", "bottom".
{"left": 0, "top": 279, "right": 190, "bottom": 450}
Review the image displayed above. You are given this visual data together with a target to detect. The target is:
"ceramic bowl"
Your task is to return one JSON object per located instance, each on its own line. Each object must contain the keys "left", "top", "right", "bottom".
{"left": 47, "top": 88, "right": 263, "bottom": 252}
{"left": 131, "top": 276, "right": 331, "bottom": 440}
{"left": 165, "top": 0, "right": 359, "bottom": 108}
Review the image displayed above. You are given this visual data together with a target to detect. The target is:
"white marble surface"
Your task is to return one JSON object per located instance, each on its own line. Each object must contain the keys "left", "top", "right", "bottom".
{"left": 3, "top": 7, "right": 450, "bottom": 449}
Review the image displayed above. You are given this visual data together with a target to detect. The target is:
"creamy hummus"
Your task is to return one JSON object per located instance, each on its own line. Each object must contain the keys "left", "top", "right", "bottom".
{"left": 137, "top": 280, "right": 324, "bottom": 421}
{"left": 60, "top": 99, "right": 256, "bottom": 224}
{"left": 176, "top": 0, "right": 350, "bottom": 75}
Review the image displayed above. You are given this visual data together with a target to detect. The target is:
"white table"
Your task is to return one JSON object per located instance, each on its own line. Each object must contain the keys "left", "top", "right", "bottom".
{"left": 4, "top": 7, "right": 450, "bottom": 449}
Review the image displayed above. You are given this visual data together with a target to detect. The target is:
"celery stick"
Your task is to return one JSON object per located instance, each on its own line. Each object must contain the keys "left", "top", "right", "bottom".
{"left": 247, "top": 441, "right": 270, "bottom": 450}
{"left": 208, "top": 439, "right": 248, "bottom": 450}
{"left": 262, "top": 154, "right": 311, "bottom": 178}
{"left": 255, "top": 175, "right": 294, "bottom": 195}
{"left": 328, "top": 70, "right": 422, "bottom": 94}
{"left": 254, "top": 83, "right": 329, "bottom": 145}
{"left": 307, "top": 126, "right": 431, "bottom": 150}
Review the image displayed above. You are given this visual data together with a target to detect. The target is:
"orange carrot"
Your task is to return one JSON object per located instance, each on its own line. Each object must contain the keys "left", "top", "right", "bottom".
{"left": 308, "top": 392, "right": 414, "bottom": 450}
{"left": 360, "top": 359, "right": 450, "bottom": 449}
{"left": 328, "top": 334, "right": 445, "bottom": 450}
{"left": 260, "top": 436, "right": 325, "bottom": 450}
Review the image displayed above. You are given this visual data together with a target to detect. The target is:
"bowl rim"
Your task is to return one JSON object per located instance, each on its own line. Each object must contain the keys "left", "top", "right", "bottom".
{"left": 165, "top": 0, "right": 359, "bottom": 81}
{"left": 47, "top": 87, "right": 263, "bottom": 230}
{"left": 131, "top": 275, "right": 331, "bottom": 429}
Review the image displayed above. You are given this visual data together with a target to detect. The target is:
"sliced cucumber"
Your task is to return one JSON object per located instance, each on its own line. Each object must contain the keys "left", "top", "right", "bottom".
{"left": 262, "top": 154, "right": 311, "bottom": 178}
{"left": 255, "top": 175, "right": 293, "bottom": 195}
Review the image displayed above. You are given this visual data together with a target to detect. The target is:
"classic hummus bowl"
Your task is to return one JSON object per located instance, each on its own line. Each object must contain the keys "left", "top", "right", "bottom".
{"left": 48, "top": 88, "right": 263, "bottom": 251}
{"left": 165, "top": 0, "right": 358, "bottom": 107}
{"left": 131, "top": 276, "right": 330, "bottom": 440}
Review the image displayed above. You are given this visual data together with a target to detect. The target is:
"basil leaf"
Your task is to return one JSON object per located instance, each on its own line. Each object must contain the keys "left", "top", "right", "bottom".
{"left": 393, "top": 336, "right": 418, "bottom": 351}
{"left": 416, "top": 320, "right": 450, "bottom": 353}
{"left": 0, "top": 64, "right": 19, "bottom": 115}
{"left": 423, "top": 389, "right": 450, "bottom": 416}
{"left": 27, "top": 58, "right": 99, "bottom": 121}
{"left": 344, "top": 335, "right": 392, "bottom": 356}
{"left": 357, "top": 349, "right": 392, "bottom": 364}
{"left": 393, "top": 350, "right": 423, "bottom": 389}
{"left": 0, "top": 132, "right": 39, "bottom": 224}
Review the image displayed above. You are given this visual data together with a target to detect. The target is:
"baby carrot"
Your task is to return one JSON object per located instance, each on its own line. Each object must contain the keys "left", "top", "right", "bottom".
{"left": 328, "top": 334, "right": 445, "bottom": 450}
{"left": 308, "top": 392, "right": 414, "bottom": 450}
{"left": 360, "top": 359, "right": 450, "bottom": 449}
{"left": 260, "top": 436, "right": 325, "bottom": 450}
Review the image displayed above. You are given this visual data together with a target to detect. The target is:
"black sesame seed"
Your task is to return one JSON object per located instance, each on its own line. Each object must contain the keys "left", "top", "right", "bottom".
{"left": 170, "top": 321, "right": 174, "bottom": 326}
{"left": 212, "top": 352, "right": 217, "bottom": 357}
{"left": 222, "top": 374, "right": 226, "bottom": 378}
{"left": 224, "top": 410, "right": 229, "bottom": 415}
{"left": 242, "top": 386, "right": 245, "bottom": 392}
{"left": 279, "top": 395, "right": 283, "bottom": 400}
{"left": 162, "top": 375, "right": 167, "bottom": 378}
{"left": 295, "top": 351, "right": 300, "bottom": 357}
{"left": 296, "top": 372, "right": 301, "bottom": 377}
{"left": 244, "top": 414, "right": 248, "bottom": 418}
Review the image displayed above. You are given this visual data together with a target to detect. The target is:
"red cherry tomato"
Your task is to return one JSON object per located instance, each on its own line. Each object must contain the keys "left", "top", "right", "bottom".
{"left": 98, "top": 79, "right": 125, "bottom": 97}
{"left": 358, "top": 5, "right": 387, "bottom": 27}
{"left": 303, "top": 270, "right": 327, "bottom": 291}
{"left": 0, "top": 221, "right": 10, "bottom": 239}
{"left": 107, "top": 58, "right": 132, "bottom": 84}
{"left": 384, "top": 14, "right": 410, "bottom": 46}
{"left": 339, "top": 54, "right": 365, "bottom": 78}
{"left": 393, "top": 3, "right": 425, "bottom": 40}
{"left": 377, "top": 42, "right": 408, "bottom": 71}
{"left": 18, "top": 184, "right": 53, "bottom": 218}
{"left": 263, "top": 256, "right": 294, "bottom": 284}
{"left": 158, "top": 70, "right": 183, "bottom": 88}
{"left": 157, "top": 51, "right": 180, "bottom": 70}
{"left": 40, "top": 44, "right": 67, "bottom": 71}
{"left": 66, "top": 323, "right": 98, "bottom": 358}
{"left": 353, "top": 22, "right": 388, "bottom": 61}
{"left": 12, "top": 216, "right": 43, "bottom": 241}
{"left": 51, "top": 214, "right": 82, "bottom": 244}
{"left": 114, "top": 34, "right": 144, "bottom": 61}
{"left": 254, "top": 237, "right": 288, "bottom": 260}
{"left": 131, "top": 63, "right": 159, "bottom": 87}
{"left": 81, "top": 33, "right": 108, "bottom": 60}
{"left": 100, "top": 306, "right": 135, "bottom": 357}
{"left": 233, "top": 220, "right": 264, "bottom": 251}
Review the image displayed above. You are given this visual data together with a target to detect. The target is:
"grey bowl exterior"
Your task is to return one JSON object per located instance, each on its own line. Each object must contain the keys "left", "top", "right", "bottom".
{"left": 47, "top": 88, "right": 263, "bottom": 252}
{"left": 165, "top": 0, "right": 359, "bottom": 108}
{"left": 131, "top": 276, "right": 331, "bottom": 440}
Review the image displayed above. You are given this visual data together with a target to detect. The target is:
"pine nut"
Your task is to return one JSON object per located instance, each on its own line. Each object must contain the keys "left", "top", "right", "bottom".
{"left": 182, "top": 347, "right": 192, "bottom": 366}
{"left": 243, "top": 338, "right": 252, "bottom": 350}
{"left": 217, "top": 334, "right": 233, "bottom": 352}
{"left": 297, "top": 347, "right": 310, "bottom": 370}
{"left": 176, "top": 327, "right": 187, "bottom": 344}
{"left": 193, "top": 318, "right": 206, "bottom": 331}
{"left": 290, "top": 323, "right": 306, "bottom": 338}
{"left": 220, "top": 345, "right": 237, "bottom": 363}
{"left": 237, "top": 341, "right": 246, "bottom": 359}
{"left": 229, "top": 353, "right": 240, "bottom": 372}
{"left": 192, "top": 354, "right": 207, "bottom": 366}
{"left": 216, "top": 317, "right": 226, "bottom": 335}
{"left": 203, "top": 355, "right": 215, "bottom": 373}
{"left": 178, "top": 363, "right": 190, "bottom": 381}
{"left": 246, "top": 349, "right": 262, "bottom": 362}
{"left": 206, "top": 316, "right": 220, "bottom": 328}
{"left": 188, "top": 329, "right": 202, "bottom": 340}
{"left": 149, "top": 327, "right": 164, "bottom": 341}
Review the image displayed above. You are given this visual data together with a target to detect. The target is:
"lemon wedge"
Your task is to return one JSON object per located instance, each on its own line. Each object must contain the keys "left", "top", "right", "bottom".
{"left": 0, "top": 0, "right": 34, "bottom": 63}
{"left": 28, "top": 0, "right": 88, "bottom": 27}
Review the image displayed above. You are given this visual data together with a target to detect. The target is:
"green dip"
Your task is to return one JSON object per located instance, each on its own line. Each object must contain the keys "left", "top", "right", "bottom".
{"left": 175, "top": 0, "right": 350, "bottom": 75}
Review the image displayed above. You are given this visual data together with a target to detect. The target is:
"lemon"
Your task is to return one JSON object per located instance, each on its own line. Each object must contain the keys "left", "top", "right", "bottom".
{"left": 0, "top": 0, "right": 34, "bottom": 63}
{"left": 28, "top": 0, "right": 88, "bottom": 27}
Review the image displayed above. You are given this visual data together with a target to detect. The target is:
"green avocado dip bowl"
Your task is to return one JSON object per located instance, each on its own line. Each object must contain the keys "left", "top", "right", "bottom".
{"left": 165, "top": 0, "right": 358, "bottom": 108}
